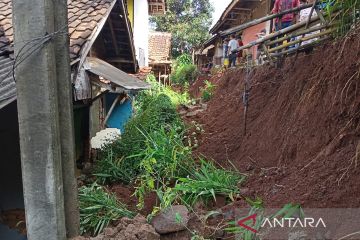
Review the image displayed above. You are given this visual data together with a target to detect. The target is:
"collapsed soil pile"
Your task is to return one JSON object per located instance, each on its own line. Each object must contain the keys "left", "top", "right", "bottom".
{"left": 192, "top": 29, "right": 360, "bottom": 208}
{"left": 189, "top": 72, "right": 225, "bottom": 99}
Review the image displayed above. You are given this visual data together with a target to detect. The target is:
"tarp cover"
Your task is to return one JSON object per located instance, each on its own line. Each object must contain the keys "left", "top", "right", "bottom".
{"left": 84, "top": 57, "right": 150, "bottom": 90}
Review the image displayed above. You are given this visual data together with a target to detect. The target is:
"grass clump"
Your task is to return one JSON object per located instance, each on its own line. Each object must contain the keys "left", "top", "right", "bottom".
{"left": 133, "top": 127, "right": 195, "bottom": 209}
{"left": 139, "top": 73, "right": 190, "bottom": 106}
{"left": 320, "top": 0, "right": 360, "bottom": 36}
{"left": 200, "top": 80, "right": 216, "bottom": 102}
{"left": 94, "top": 93, "right": 182, "bottom": 184}
{"left": 79, "top": 183, "right": 135, "bottom": 236}
{"left": 157, "top": 160, "right": 246, "bottom": 209}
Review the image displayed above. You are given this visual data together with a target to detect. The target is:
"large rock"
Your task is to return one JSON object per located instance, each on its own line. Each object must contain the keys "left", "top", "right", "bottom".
{"left": 151, "top": 205, "right": 189, "bottom": 234}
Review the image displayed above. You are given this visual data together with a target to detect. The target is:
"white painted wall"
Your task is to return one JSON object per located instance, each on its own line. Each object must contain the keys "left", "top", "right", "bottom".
{"left": 134, "top": 0, "right": 149, "bottom": 67}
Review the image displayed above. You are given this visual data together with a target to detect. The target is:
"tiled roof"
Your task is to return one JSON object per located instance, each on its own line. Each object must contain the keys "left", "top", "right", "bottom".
{"left": 0, "top": 55, "right": 15, "bottom": 109}
{"left": 0, "top": 0, "right": 116, "bottom": 109}
{"left": 148, "top": 31, "right": 171, "bottom": 64}
{"left": 0, "top": 0, "right": 114, "bottom": 59}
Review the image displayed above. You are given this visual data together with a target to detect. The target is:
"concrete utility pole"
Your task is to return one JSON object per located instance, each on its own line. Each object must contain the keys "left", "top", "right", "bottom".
{"left": 53, "top": 0, "right": 80, "bottom": 237}
{"left": 13, "top": 0, "right": 79, "bottom": 239}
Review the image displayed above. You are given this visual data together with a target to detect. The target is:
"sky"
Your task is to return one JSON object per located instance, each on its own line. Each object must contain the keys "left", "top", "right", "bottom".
{"left": 210, "top": 0, "right": 233, "bottom": 27}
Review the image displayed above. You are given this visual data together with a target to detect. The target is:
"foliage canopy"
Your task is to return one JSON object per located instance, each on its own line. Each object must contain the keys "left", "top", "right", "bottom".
{"left": 150, "top": 0, "right": 214, "bottom": 57}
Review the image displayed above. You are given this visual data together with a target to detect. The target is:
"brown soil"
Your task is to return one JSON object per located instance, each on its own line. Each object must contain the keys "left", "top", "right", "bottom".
{"left": 0, "top": 209, "right": 27, "bottom": 235}
{"left": 191, "top": 30, "right": 360, "bottom": 208}
{"left": 110, "top": 184, "right": 158, "bottom": 216}
{"left": 189, "top": 72, "right": 225, "bottom": 99}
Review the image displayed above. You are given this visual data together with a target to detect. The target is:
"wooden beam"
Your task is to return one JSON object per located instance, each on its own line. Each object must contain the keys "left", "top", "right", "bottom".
{"left": 233, "top": 7, "right": 252, "bottom": 11}
{"left": 108, "top": 17, "right": 119, "bottom": 55}
{"left": 108, "top": 58, "right": 135, "bottom": 64}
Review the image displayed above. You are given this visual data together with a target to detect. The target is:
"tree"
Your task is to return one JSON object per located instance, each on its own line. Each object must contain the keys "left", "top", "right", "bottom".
{"left": 151, "top": 0, "right": 213, "bottom": 57}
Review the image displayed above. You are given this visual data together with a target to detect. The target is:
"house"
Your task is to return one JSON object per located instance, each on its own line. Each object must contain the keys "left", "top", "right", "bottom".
{"left": 197, "top": 0, "right": 273, "bottom": 67}
{"left": 148, "top": 31, "right": 172, "bottom": 82}
{"left": 125, "top": 0, "right": 167, "bottom": 67}
{"left": 0, "top": 0, "right": 150, "bottom": 238}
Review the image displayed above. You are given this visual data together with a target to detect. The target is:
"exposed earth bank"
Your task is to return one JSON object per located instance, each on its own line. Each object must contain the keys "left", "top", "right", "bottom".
{"left": 190, "top": 28, "right": 360, "bottom": 208}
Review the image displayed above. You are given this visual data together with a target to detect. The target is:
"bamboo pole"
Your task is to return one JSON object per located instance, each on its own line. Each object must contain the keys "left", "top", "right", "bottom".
{"left": 270, "top": 36, "right": 331, "bottom": 58}
{"left": 268, "top": 28, "right": 334, "bottom": 53}
{"left": 233, "top": 15, "right": 321, "bottom": 53}
{"left": 219, "top": 3, "right": 313, "bottom": 37}
{"left": 266, "top": 23, "right": 333, "bottom": 46}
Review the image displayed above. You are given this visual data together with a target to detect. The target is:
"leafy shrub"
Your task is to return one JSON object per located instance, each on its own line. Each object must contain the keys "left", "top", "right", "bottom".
{"left": 200, "top": 80, "right": 216, "bottom": 102}
{"left": 79, "top": 183, "right": 134, "bottom": 236}
{"left": 171, "top": 54, "right": 198, "bottom": 86}
{"left": 172, "top": 64, "right": 198, "bottom": 85}
{"left": 175, "top": 54, "right": 193, "bottom": 67}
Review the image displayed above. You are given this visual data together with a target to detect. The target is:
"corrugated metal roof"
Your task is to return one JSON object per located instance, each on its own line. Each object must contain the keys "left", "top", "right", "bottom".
{"left": 0, "top": 55, "right": 16, "bottom": 109}
{"left": 84, "top": 57, "right": 150, "bottom": 90}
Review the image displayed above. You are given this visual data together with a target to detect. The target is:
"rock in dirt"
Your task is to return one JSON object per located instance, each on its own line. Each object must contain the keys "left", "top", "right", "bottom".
{"left": 185, "top": 109, "right": 204, "bottom": 117}
{"left": 89, "top": 214, "right": 160, "bottom": 240}
{"left": 151, "top": 205, "right": 189, "bottom": 234}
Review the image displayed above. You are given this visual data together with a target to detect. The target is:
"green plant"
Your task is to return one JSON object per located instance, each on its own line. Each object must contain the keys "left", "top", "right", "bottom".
{"left": 137, "top": 74, "right": 191, "bottom": 107}
{"left": 79, "top": 183, "right": 135, "bottom": 236}
{"left": 200, "top": 80, "right": 216, "bottom": 102}
{"left": 175, "top": 54, "right": 193, "bottom": 67}
{"left": 172, "top": 64, "right": 198, "bottom": 85}
{"left": 165, "top": 160, "right": 246, "bottom": 207}
{"left": 94, "top": 93, "right": 182, "bottom": 184}
{"left": 321, "top": 0, "right": 360, "bottom": 36}
{"left": 93, "top": 149, "right": 134, "bottom": 184}
{"left": 132, "top": 127, "right": 195, "bottom": 209}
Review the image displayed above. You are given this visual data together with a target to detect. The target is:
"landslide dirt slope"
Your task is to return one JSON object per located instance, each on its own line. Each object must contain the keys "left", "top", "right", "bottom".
{"left": 193, "top": 29, "right": 360, "bottom": 208}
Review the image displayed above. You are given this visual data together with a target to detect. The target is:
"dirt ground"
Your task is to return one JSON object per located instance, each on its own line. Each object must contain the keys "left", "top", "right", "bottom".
{"left": 190, "top": 29, "right": 360, "bottom": 208}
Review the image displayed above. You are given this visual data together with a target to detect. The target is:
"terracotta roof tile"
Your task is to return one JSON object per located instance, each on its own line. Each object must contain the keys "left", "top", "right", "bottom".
{"left": 0, "top": 0, "right": 114, "bottom": 59}
{"left": 148, "top": 31, "right": 171, "bottom": 64}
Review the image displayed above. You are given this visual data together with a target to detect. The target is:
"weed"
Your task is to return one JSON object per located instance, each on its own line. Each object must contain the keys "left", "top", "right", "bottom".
{"left": 164, "top": 160, "right": 246, "bottom": 207}
{"left": 79, "top": 183, "right": 135, "bottom": 236}
{"left": 93, "top": 149, "right": 133, "bottom": 184}
{"left": 132, "top": 127, "right": 195, "bottom": 209}
{"left": 200, "top": 80, "right": 216, "bottom": 102}
{"left": 94, "top": 93, "right": 182, "bottom": 184}
{"left": 320, "top": 0, "right": 360, "bottom": 36}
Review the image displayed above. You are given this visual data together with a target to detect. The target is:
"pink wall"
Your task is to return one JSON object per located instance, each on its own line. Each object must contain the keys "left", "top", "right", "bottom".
{"left": 242, "top": 22, "right": 268, "bottom": 59}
